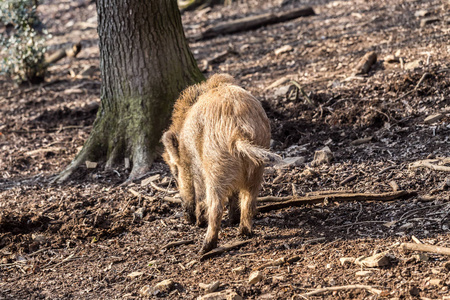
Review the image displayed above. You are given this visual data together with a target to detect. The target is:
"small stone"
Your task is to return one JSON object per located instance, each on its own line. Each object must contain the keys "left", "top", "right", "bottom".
{"left": 232, "top": 266, "right": 245, "bottom": 274}
{"left": 414, "top": 10, "right": 430, "bottom": 17}
{"left": 355, "top": 270, "right": 373, "bottom": 277}
{"left": 409, "top": 286, "right": 420, "bottom": 296}
{"left": 199, "top": 281, "right": 220, "bottom": 293}
{"left": 424, "top": 113, "right": 444, "bottom": 124}
{"left": 274, "top": 45, "right": 293, "bottom": 56}
{"left": 429, "top": 278, "right": 442, "bottom": 286}
{"left": 85, "top": 161, "right": 98, "bottom": 169}
{"left": 339, "top": 257, "right": 355, "bottom": 266}
{"left": 139, "top": 285, "right": 151, "bottom": 296}
{"left": 154, "top": 279, "right": 175, "bottom": 293}
{"left": 248, "top": 271, "right": 264, "bottom": 284}
{"left": 444, "top": 261, "right": 450, "bottom": 271}
{"left": 274, "top": 156, "right": 305, "bottom": 169}
{"left": 399, "top": 223, "right": 413, "bottom": 230}
{"left": 353, "top": 51, "right": 377, "bottom": 75}
{"left": 404, "top": 59, "right": 423, "bottom": 70}
{"left": 197, "top": 289, "right": 243, "bottom": 300}
{"left": 273, "top": 85, "right": 291, "bottom": 97}
{"left": 127, "top": 271, "right": 144, "bottom": 279}
{"left": 311, "top": 146, "right": 334, "bottom": 166}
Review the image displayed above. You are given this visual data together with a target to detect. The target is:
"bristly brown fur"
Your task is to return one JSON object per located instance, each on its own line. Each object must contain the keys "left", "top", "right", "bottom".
{"left": 170, "top": 74, "right": 236, "bottom": 133}
{"left": 162, "top": 73, "right": 278, "bottom": 254}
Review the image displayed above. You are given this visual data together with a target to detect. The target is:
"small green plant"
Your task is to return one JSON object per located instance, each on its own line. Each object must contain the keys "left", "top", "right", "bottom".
{"left": 0, "top": 0, "right": 48, "bottom": 84}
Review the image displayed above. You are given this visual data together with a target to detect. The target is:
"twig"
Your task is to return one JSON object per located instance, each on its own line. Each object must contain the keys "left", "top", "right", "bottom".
{"left": 299, "top": 284, "right": 383, "bottom": 297}
{"left": 340, "top": 174, "right": 357, "bottom": 185}
{"left": 378, "top": 165, "right": 396, "bottom": 174}
{"left": 392, "top": 72, "right": 431, "bottom": 102}
{"left": 257, "top": 190, "right": 416, "bottom": 213}
{"left": 163, "top": 196, "right": 182, "bottom": 204}
{"left": 28, "top": 247, "right": 51, "bottom": 257}
{"left": 150, "top": 181, "right": 178, "bottom": 194}
{"left": 200, "top": 240, "right": 250, "bottom": 261}
{"left": 129, "top": 188, "right": 155, "bottom": 201}
{"left": 42, "top": 254, "right": 80, "bottom": 270}
{"left": 162, "top": 239, "right": 194, "bottom": 250}
{"left": 400, "top": 242, "right": 450, "bottom": 256}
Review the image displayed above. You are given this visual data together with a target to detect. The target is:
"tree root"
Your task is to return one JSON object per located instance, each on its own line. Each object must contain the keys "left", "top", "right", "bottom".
{"left": 409, "top": 158, "right": 450, "bottom": 172}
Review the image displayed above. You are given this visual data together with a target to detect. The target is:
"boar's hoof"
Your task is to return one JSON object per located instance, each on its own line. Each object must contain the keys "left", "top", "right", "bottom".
{"left": 184, "top": 212, "right": 196, "bottom": 225}
{"left": 238, "top": 226, "right": 253, "bottom": 237}
{"left": 228, "top": 211, "right": 240, "bottom": 226}
{"left": 199, "top": 240, "right": 217, "bottom": 254}
{"left": 196, "top": 217, "right": 207, "bottom": 228}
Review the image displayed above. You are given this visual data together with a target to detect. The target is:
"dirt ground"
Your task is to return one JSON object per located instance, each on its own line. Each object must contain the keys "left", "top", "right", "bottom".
{"left": 1, "top": 0, "right": 450, "bottom": 299}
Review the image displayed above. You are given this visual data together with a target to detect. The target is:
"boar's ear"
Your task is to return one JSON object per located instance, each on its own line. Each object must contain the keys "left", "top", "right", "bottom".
{"left": 162, "top": 131, "right": 180, "bottom": 162}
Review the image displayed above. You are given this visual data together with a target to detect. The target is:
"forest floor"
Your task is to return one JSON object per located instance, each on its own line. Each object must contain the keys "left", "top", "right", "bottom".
{"left": 1, "top": 0, "right": 450, "bottom": 299}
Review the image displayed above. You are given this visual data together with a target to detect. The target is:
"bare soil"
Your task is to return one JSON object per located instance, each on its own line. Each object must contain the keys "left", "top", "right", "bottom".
{"left": 1, "top": 0, "right": 450, "bottom": 299}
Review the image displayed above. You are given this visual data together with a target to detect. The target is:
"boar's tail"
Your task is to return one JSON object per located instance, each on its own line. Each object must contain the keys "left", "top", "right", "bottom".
{"left": 235, "top": 140, "right": 281, "bottom": 166}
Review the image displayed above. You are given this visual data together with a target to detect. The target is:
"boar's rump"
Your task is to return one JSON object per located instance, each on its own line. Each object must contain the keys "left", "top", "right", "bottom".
{"left": 162, "top": 73, "right": 280, "bottom": 254}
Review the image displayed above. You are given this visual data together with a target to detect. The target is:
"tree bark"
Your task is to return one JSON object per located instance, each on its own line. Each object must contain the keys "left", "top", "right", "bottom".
{"left": 56, "top": 0, "right": 204, "bottom": 182}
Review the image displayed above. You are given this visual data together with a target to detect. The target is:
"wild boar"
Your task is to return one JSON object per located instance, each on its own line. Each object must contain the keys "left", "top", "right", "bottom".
{"left": 162, "top": 74, "right": 279, "bottom": 254}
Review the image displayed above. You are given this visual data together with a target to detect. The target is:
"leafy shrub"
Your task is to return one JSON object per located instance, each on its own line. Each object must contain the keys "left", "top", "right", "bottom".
{"left": 0, "top": 0, "right": 48, "bottom": 84}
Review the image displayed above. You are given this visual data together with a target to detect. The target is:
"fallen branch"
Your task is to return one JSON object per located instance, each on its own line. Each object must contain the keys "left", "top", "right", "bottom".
{"left": 194, "top": 7, "right": 315, "bottom": 40}
{"left": 162, "top": 239, "right": 194, "bottom": 250}
{"left": 200, "top": 240, "right": 250, "bottom": 261}
{"left": 45, "top": 42, "right": 82, "bottom": 65}
{"left": 400, "top": 242, "right": 450, "bottom": 256}
{"left": 257, "top": 196, "right": 292, "bottom": 203}
{"left": 299, "top": 284, "right": 383, "bottom": 297}
{"left": 409, "top": 158, "right": 450, "bottom": 172}
{"left": 258, "top": 190, "right": 416, "bottom": 213}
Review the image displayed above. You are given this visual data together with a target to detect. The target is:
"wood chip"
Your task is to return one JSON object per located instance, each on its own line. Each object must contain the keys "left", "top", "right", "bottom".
{"left": 424, "top": 113, "right": 444, "bottom": 124}
{"left": 85, "top": 161, "right": 97, "bottom": 169}
{"left": 354, "top": 252, "right": 391, "bottom": 267}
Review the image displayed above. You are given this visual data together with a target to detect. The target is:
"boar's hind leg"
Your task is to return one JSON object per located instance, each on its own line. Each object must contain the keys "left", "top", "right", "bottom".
{"left": 228, "top": 191, "right": 240, "bottom": 226}
{"left": 239, "top": 167, "right": 264, "bottom": 237}
{"left": 195, "top": 200, "right": 207, "bottom": 227}
{"left": 200, "top": 186, "right": 225, "bottom": 254}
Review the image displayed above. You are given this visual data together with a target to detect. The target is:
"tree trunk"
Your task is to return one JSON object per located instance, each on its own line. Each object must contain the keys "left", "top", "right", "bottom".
{"left": 56, "top": 0, "right": 204, "bottom": 182}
